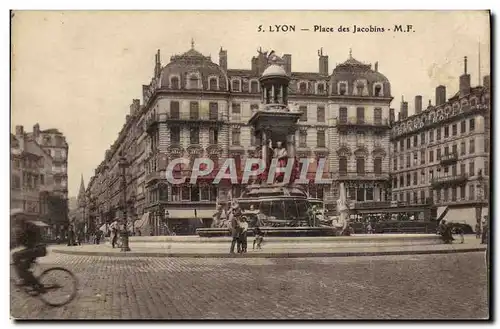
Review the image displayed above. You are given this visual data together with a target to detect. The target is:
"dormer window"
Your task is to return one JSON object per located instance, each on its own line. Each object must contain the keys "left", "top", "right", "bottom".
{"left": 356, "top": 82, "right": 364, "bottom": 95}
{"left": 339, "top": 83, "right": 347, "bottom": 95}
{"left": 209, "top": 77, "right": 218, "bottom": 91}
{"left": 171, "top": 76, "right": 179, "bottom": 89}
{"left": 232, "top": 80, "right": 241, "bottom": 92}
{"left": 299, "top": 82, "right": 307, "bottom": 94}
{"left": 317, "top": 83, "right": 325, "bottom": 94}
{"left": 250, "top": 80, "right": 259, "bottom": 93}
{"left": 188, "top": 74, "right": 199, "bottom": 89}
{"left": 374, "top": 84, "right": 382, "bottom": 97}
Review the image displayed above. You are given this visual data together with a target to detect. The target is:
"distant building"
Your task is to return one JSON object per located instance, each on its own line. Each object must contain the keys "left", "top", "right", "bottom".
{"left": 11, "top": 124, "right": 69, "bottom": 236}
{"left": 390, "top": 57, "right": 490, "bottom": 228}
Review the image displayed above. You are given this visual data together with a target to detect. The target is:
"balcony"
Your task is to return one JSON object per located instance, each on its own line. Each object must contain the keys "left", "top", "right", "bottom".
{"left": 145, "top": 171, "right": 164, "bottom": 185}
{"left": 336, "top": 171, "right": 390, "bottom": 181}
{"left": 431, "top": 173, "right": 469, "bottom": 188}
{"left": 335, "top": 117, "right": 390, "bottom": 132}
{"left": 439, "top": 152, "right": 458, "bottom": 165}
{"left": 146, "top": 112, "right": 228, "bottom": 132}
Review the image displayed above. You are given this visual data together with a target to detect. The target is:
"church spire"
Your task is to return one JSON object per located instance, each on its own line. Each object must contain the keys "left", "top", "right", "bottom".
{"left": 77, "top": 174, "right": 86, "bottom": 205}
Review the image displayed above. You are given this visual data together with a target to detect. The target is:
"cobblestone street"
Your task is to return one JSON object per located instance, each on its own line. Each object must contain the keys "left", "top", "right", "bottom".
{"left": 10, "top": 252, "right": 488, "bottom": 320}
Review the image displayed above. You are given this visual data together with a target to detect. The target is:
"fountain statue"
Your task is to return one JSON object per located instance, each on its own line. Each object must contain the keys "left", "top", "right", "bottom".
{"left": 337, "top": 182, "right": 351, "bottom": 235}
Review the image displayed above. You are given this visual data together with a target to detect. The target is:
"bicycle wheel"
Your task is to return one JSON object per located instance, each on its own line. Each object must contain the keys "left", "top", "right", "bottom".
{"left": 37, "top": 267, "right": 78, "bottom": 307}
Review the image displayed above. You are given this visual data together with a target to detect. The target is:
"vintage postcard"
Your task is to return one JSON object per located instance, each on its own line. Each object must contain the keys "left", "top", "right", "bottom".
{"left": 10, "top": 10, "right": 490, "bottom": 320}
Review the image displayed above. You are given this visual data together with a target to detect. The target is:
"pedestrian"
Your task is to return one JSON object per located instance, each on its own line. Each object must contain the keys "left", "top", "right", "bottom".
{"left": 367, "top": 222, "right": 373, "bottom": 234}
{"left": 239, "top": 217, "right": 249, "bottom": 253}
{"left": 481, "top": 217, "right": 488, "bottom": 245}
{"left": 229, "top": 204, "right": 242, "bottom": 254}
{"left": 253, "top": 225, "right": 263, "bottom": 250}
{"left": 475, "top": 223, "right": 481, "bottom": 239}
{"left": 67, "top": 226, "right": 75, "bottom": 246}
{"left": 111, "top": 226, "right": 118, "bottom": 248}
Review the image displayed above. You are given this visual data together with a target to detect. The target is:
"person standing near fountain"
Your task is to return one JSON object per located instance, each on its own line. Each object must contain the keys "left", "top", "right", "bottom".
{"left": 273, "top": 140, "right": 288, "bottom": 183}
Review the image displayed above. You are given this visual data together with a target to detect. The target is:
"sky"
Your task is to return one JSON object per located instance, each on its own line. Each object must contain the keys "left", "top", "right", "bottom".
{"left": 10, "top": 10, "right": 490, "bottom": 198}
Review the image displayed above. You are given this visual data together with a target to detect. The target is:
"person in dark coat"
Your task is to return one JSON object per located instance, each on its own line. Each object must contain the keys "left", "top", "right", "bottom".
{"left": 229, "top": 205, "right": 242, "bottom": 254}
{"left": 111, "top": 226, "right": 118, "bottom": 248}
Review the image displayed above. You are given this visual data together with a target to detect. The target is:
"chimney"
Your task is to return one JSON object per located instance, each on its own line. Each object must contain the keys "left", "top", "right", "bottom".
{"left": 219, "top": 47, "right": 227, "bottom": 71}
{"left": 400, "top": 96, "right": 408, "bottom": 120}
{"left": 483, "top": 75, "right": 490, "bottom": 90}
{"left": 435, "top": 85, "right": 446, "bottom": 106}
{"left": 397, "top": 112, "right": 401, "bottom": 121}
{"left": 459, "top": 56, "right": 471, "bottom": 97}
{"left": 154, "top": 49, "right": 161, "bottom": 78}
{"left": 283, "top": 54, "right": 292, "bottom": 74}
{"left": 15, "top": 125, "right": 24, "bottom": 136}
{"left": 415, "top": 95, "right": 423, "bottom": 114}
{"left": 130, "top": 99, "right": 140, "bottom": 115}
{"left": 389, "top": 108, "right": 395, "bottom": 123}
{"left": 318, "top": 48, "right": 329, "bottom": 76}
{"left": 374, "top": 61, "right": 379, "bottom": 72}
{"left": 427, "top": 99, "right": 433, "bottom": 109}
{"left": 33, "top": 123, "right": 40, "bottom": 137}
{"left": 251, "top": 57, "right": 258, "bottom": 74}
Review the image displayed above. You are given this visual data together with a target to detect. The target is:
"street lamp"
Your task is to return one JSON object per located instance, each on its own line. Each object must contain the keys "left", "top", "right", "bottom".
{"left": 119, "top": 152, "right": 131, "bottom": 252}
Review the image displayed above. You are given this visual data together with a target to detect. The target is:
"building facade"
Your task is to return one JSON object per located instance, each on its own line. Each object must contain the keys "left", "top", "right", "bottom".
{"left": 86, "top": 44, "right": 393, "bottom": 234}
{"left": 11, "top": 124, "right": 69, "bottom": 237}
{"left": 390, "top": 57, "right": 490, "bottom": 228}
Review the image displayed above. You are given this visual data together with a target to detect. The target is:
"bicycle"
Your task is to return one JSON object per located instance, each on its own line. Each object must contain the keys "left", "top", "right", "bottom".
{"left": 10, "top": 260, "right": 78, "bottom": 307}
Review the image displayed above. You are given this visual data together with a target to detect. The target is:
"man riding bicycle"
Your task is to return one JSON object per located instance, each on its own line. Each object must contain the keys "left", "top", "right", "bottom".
{"left": 11, "top": 209, "right": 48, "bottom": 288}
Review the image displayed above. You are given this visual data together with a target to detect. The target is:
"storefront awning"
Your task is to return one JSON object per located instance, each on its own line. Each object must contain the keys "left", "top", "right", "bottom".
{"left": 167, "top": 209, "right": 196, "bottom": 219}
{"left": 195, "top": 210, "right": 216, "bottom": 219}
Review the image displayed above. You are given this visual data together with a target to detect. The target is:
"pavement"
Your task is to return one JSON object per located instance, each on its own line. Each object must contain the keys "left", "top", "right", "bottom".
{"left": 50, "top": 235, "right": 485, "bottom": 258}
{"left": 10, "top": 252, "right": 489, "bottom": 319}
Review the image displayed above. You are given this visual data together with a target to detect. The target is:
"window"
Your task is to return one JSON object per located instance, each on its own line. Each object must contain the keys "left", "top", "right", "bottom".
{"left": 190, "top": 186, "right": 200, "bottom": 202}
{"left": 444, "top": 126, "right": 449, "bottom": 138}
{"left": 420, "top": 132, "right": 425, "bottom": 145}
{"left": 437, "top": 128, "right": 441, "bottom": 140}
{"left": 469, "top": 185, "right": 475, "bottom": 200}
{"left": 374, "top": 158, "right": 382, "bottom": 175}
{"left": 189, "top": 127, "right": 199, "bottom": 145}
{"left": 356, "top": 132, "right": 365, "bottom": 145}
{"left": 356, "top": 107, "right": 365, "bottom": 124}
{"left": 171, "top": 76, "right": 179, "bottom": 89}
{"left": 485, "top": 160, "right": 489, "bottom": 176}
{"left": 299, "top": 106, "right": 308, "bottom": 122}
{"left": 232, "top": 80, "right": 241, "bottom": 92}
{"left": 209, "top": 128, "right": 218, "bottom": 145}
{"left": 413, "top": 135, "right": 418, "bottom": 147}
{"left": 339, "top": 83, "right": 347, "bottom": 95}
{"left": 460, "top": 141, "right": 466, "bottom": 155}
{"left": 420, "top": 170, "right": 426, "bottom": 184}
{"left": 232, "top": 128, "right": 241, "bottom": 146}
{"left": 250, "top": 81, "right": 259, "bottom": 93}
{"left": 420, "top": 190, "right": 426, "bottom": 203}
{"left": 469, "top": 139, "right": 475, "bottom": 154}
{"left": 374, "top": 85, "right": 382, "bottom": 97}
{"left": 317, "top": 83, "right": 325, "bottom": 94}
{"left": 420, "top": 149, "right": 425, "bottom": 165}
{"left": 356, "top": 188, "right": 365, "bottom": 202}
{"left": 452, "top": 124, "right": 457, "bottom": 136}
{"left": 339, "top": 157, "right": 347, "bottom": 175}
{"left": 11, "top": 175, "right": 20, "bottom": 189}
{"left": 399, "top": 155, "right": 403, "bottom": 169}
{"left": 209, "top": 78, "right": 217, "bottom": 90}
{"left": 356, "top": 82, "right": 364, "bottom": 95}
{"left": 339, "top": 108, "right": 348, "bottom": 123}
{"left": 413, "top": 172, "right": 418, "bottom": 185}
{"left": 406, "top": 173, "right": 411, "bottom": 187}
{"left": 469, "top": 118, "right": 475, "bottom": 131}
{"left": 400, "top": 140, "right": 404, "bottom": 152}
{"left": 460, "top": 120, "right": 466, "bottom": 134}
{"left": 484, "top": 138, "right": 489, "bottom": 153}
{"left": 436, "top": 188, "right": 441, "bottom": 202}
{"left": 209, "top": 102, "right": 219, "bottom": 120}
{"left": 444, "top": 146, "right": 449, "bottom": 156}
{"left": 170, "top": 101, "right": 180, "bottom": 119}
{"left": 451, "top": 164, "right": 457, "bottom": 176}
{"left": 429, "top": 130, "right": 434, "bottom": 143}
{"left": 413, "top": 151, "right": 418, "bottom": 166}
{"left": 374, "top": 108, "right": 382, "bottom": 124}
{"left": 356, "top": 158, "right": 365, "bottom": 176}
{"left": 406, "top": 154, "right": 410, "bottom": 168}
{"left": 443, "top": 188, "right": 449, "bottom": 202}
{"left": 366, "top": 188, "right": 374, "bottom": 201}
{"left": 469, "top": 161, "right": 475, "bottom": 177}
{"left": 317, "top": 106, "right": 325, "bottom": 123}
{"left": 460, "top": 185, "right": 466, "bottom": 200}
{"left": 436, "top": 148, "right": 441, "bottom": 160}
{"left": 40, "top": 175, "right": 44, "bottom": 185}
{"left": 317, "top": 131, "right": 326, "bottom": 147}
{"left": 406, "top": 138, "right": 410, "bottom": 149}
{"left": 232, "top": 103, "right": 241, "bottom": 114}
{"left": 460, "top": 163, "right": 466, "bottom": 175}
{"left": 299, "top": 82, "right": 307, "bottom": 93}
{"left": 200, "top": 186, "right": 210, "bottom": 201}
{"left": 299, "top": 131, "right": 307, "bottom": 148}
{"left": 452, "top": 144, "right": 457, "bottom": 155}
{"left": 399, "top": 175, "right": 404, "bottom": 187}
{"left": 190, "top": 102, "right": 199, "bottom": 120}
{"left": 189, "top": 74, "right": 199, "bottom": 89}
{"left": 393, "top": 177, "right": 397, "bottom": 189}
{"left": 393, "top": 158, "right": 398, "bottom": 171}
{"left": 170, "top": 127, "right": 180, "bottom": 145}
{"left": 429, "top": 150, "right": 434, "bottom": 163}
